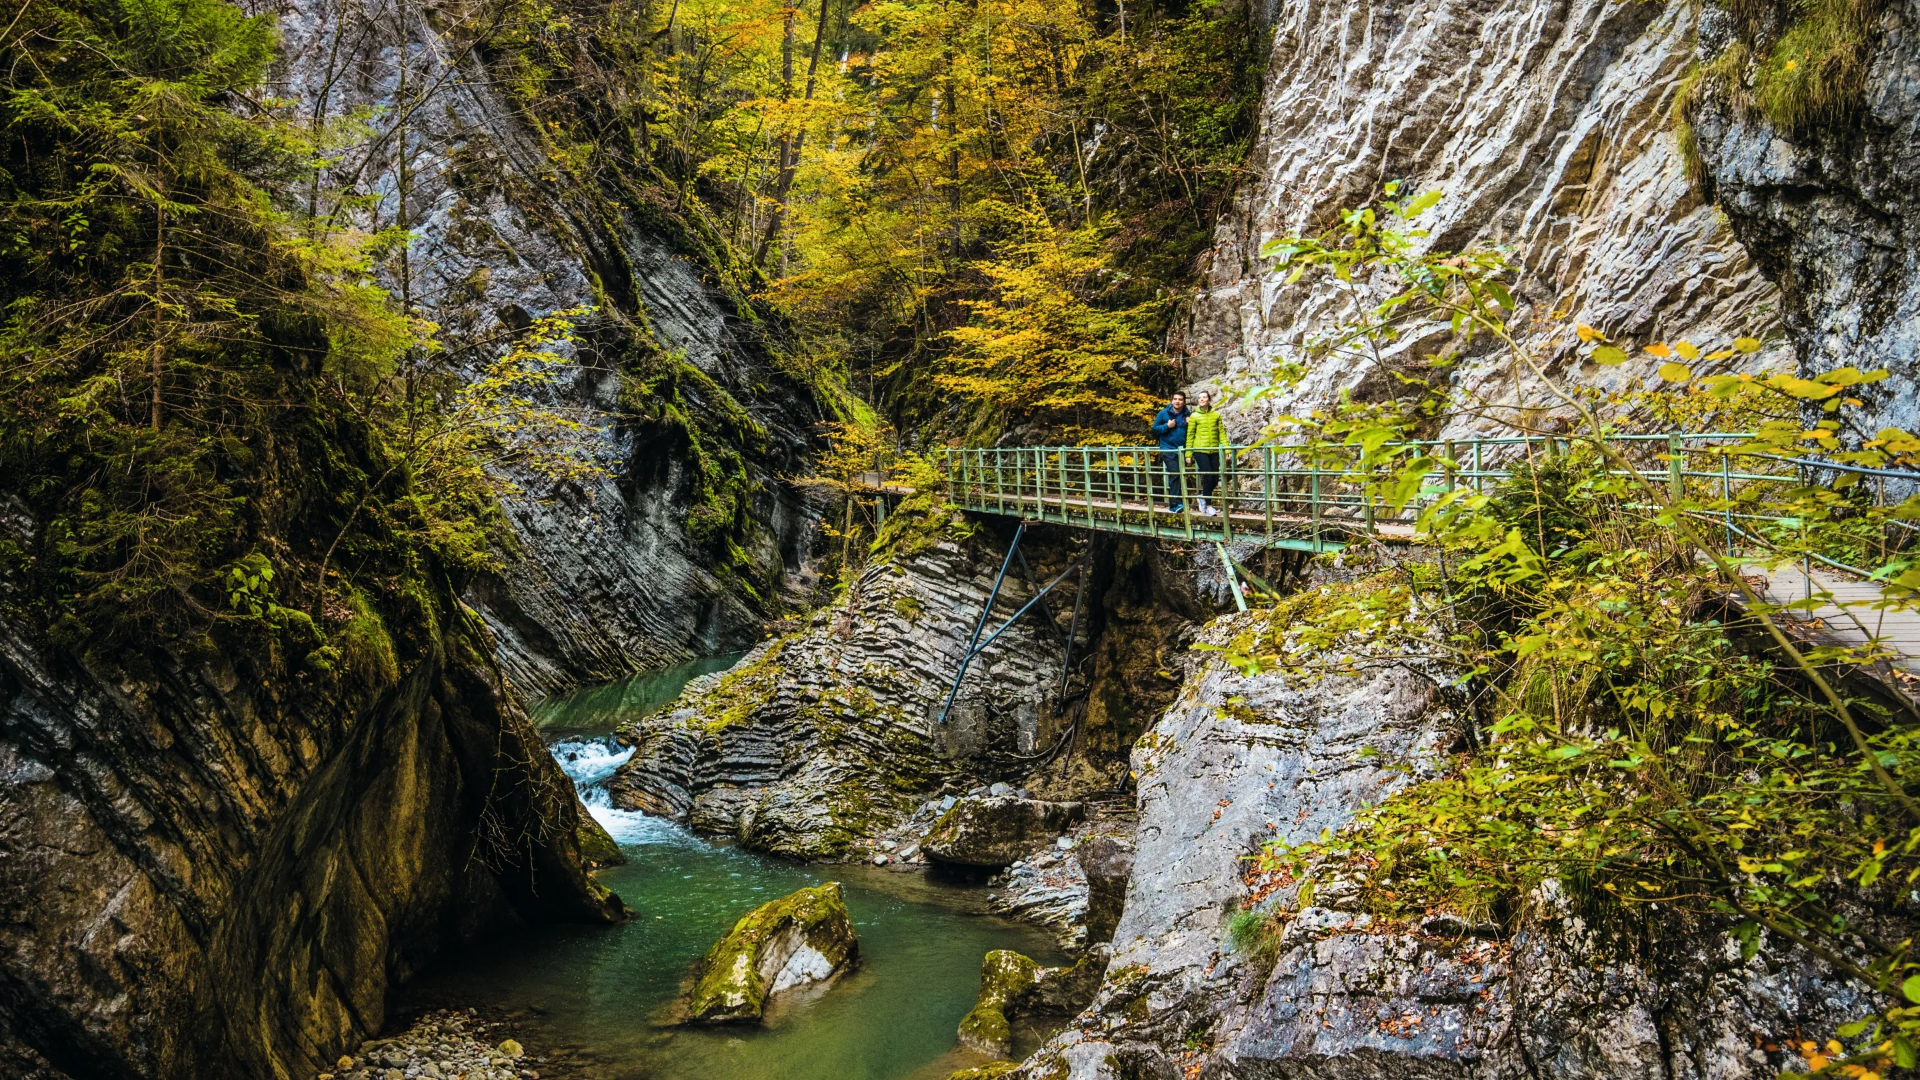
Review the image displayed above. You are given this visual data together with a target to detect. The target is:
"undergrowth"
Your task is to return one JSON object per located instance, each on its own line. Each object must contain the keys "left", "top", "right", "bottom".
{"left": 1235, "top": 190, "right": 1920, "bottom": 1078}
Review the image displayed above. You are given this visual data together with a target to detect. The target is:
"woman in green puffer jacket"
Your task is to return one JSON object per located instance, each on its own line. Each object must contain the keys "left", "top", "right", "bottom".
{"left": 1187, "top": 390, "right": 1226, "bottom": 516}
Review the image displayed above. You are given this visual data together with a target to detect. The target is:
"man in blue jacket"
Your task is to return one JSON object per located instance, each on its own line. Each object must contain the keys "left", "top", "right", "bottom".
{"left": 1151, "top": 391, "right": 1189, "bottom": 513}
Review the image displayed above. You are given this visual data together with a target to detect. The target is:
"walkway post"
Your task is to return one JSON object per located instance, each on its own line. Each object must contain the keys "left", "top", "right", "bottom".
{"left": 1311, "top": 460, "right": 1322, "bottom": 553}
{"left": 1057, "top": 555, "right": 1087, "bottom": 698}
{"left": 1668, "top": 433, "right": 1684, "bottom": 504}
{"left": 1722, "top": 453, "right": 1733, "bottom": 556}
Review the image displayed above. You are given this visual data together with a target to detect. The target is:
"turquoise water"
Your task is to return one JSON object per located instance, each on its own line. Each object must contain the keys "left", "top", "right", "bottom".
{"left": 397, "top": 669, "right": 1065, "bottom": 1080}
{"left": 531, "top": 652, "right": 749, "bottom": 737}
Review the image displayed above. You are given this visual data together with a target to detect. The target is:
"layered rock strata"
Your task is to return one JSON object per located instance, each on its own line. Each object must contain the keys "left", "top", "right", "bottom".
{"left": 0, "top": 610, "right": 620, "bottom": 1080}
{"left": 1010, "top": 611, "right": 1862, "bottom": 1079}
{"left": 272, "top": 0, "right": 822, "bottom": 699}
{"left": 1185, "top": 0, "right": 1785, "bottom": 437}
{"left": 608, "top": 541, "right": 1068, "bottom": 859}
{"left": 924, "top": 796, "right": 1089, "bottom": 868}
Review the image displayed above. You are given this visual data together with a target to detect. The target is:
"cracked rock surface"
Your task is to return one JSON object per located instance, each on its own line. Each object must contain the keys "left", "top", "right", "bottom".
{"left": 1002, "top": 614, "right": 1863, "bottom": 1080}
{"left": 608, "top": 542, "right": 1066, "bottom": 859}
{"left": 1185, "top": 0, "right": 1782, "bottom": 438}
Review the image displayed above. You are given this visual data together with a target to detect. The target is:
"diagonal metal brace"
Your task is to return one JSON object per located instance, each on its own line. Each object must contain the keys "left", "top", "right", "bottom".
{"left": 939, "top": 523, "right": 1024, "bottom": 726}
{"left": 938, "top": 560, "right": 1084, "bottom": 725}
{"left": 939, "top": 532, "right": 1084, "bottom": 726}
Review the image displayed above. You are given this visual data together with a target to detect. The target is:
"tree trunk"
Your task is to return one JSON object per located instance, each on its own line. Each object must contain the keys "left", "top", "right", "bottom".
{"left": 754, "top": 0, "right": 833, "bottom": 267}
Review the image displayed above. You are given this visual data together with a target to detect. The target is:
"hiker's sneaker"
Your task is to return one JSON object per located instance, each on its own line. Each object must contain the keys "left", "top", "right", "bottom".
{"left": 1168, "top": 503, "right": 1185, "bottom": 513}
{"left": 1205, "top": 506, "right": 1219, "bottom": 517}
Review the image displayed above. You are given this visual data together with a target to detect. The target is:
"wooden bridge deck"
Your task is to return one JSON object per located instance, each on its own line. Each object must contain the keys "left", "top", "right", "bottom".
{"left": 1755, "top": 562, "right": 1920, "bottom": 678}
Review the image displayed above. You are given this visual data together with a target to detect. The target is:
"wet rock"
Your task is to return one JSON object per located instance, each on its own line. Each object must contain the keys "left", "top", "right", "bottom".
{"left": 944, "top": 1065, "right": 1021, "bottom": 1080}
{"left": 924, "top": 796, "right": 1087, "bottom": 868}
{"left": 0, "top": 611, "right": 620, "bottom": 1080}
{"left": 957, "top": 948, "right": 1106, "bottom": 1059}
{"left": 989, "top": 848, "right": 1088, "bottom": 951}
{"left": 686, "top": 883, "right": 860, "bottom": 1024}
{"left": 325, "top": 1011, "right": 533, "bottom": 1080}
{"left": 575, "top": 810, "right": 625, "bottom": 870}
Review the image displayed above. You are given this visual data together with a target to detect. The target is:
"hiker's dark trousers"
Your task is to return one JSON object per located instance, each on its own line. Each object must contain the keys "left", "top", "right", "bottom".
{"left": 1160, "top": 451, "right": 1184, "bottom": 504}
{"left": 1192, "top": 451, "right": 1220, "bottom": 498}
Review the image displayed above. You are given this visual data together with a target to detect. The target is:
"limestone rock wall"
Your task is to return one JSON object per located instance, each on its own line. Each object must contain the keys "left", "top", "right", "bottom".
{"left": 1691, "top": 0, "right": 1920, "bottom": 437}
{"left": 270, "top": 0, "right": 823, "bottom": 701}
{"left": 0, "top": 605, "right": 619, "bottom": 1080}
{"left": 1010, "top": 614, "right": 1861, "bottom": 1080}
{"left": 1186, "top": 0, "right": 1786, "bottom": 438}
{"left": 608, "top": 540, "right": 1069, "bottom": 859}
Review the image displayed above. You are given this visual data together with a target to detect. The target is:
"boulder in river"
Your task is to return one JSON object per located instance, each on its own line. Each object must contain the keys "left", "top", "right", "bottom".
{"left": 956, "top": 948, "right": 1104, "bottom": 1058}
{"left": 923, "top": 796, "right": 1086, "bottom": 868}
{"left": 685, "top": 883, "right": 859, "bottom": 1024}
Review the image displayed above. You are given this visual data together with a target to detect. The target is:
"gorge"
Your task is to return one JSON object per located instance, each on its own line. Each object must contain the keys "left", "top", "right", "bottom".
{"left": 3, "top": 0, "right": 1919, "bottom": 1076}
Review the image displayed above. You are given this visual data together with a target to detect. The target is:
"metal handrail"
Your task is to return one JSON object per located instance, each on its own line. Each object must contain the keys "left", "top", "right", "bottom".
{"left": 936, "top": 435, "right": 1920, "bottom": 566}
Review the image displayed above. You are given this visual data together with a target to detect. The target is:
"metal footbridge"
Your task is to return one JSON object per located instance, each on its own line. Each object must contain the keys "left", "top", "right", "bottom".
{"left": 924, "top": 434, "right": 1920, "bottom": 724}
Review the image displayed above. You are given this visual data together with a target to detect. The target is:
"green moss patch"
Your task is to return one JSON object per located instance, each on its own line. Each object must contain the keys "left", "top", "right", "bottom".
{"left": 685, "top": 883, "right": 860, "bottom": 1024}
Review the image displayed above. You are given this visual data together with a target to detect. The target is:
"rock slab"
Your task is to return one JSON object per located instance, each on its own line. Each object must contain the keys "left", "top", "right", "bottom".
{"left": 924, "top": 796, "right": 1088, "bottom": 868}
{"left": 1014, "top": 610, "right": 1865, "bottom": 1079}
{"left": 957, "top": 949, "right": 1104, "bottom": 1059}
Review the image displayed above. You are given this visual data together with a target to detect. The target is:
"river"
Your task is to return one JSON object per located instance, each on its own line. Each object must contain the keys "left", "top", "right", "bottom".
{"left": 395, "top": 660, "right": 1066, "bottom": 1080}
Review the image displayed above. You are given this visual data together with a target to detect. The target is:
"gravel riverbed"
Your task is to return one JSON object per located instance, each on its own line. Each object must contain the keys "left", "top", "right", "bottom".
{"left": 316, "top": 1010, "right": 547, "bottom": 1080}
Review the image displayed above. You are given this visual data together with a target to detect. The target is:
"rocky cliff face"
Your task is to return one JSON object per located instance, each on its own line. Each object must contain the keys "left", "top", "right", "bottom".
{"left": 1186, "top": 0, "right": 1785, "bottom": 436}
{"left": 607, "top": 538, "right": 1070, "bottom": 859}
{"left": 1009, "top": 612, "right": 1862, "bottom": 1080}
{"left": 0, "top": 590, "right": 620, "bottom": 1080}
{"left": 271, "top": 0, "right": 824, "bottom": 700}
{"left": 0, "top": 5, "right": 820, "bottom": 1073}
{"left": 1690, "top": 0, "right": 1920, "bottom": 436}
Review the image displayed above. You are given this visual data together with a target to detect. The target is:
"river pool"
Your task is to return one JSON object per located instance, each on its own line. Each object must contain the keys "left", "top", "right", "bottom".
{"left": 395, "top": 667, "right": 1063, "bottom": 1080}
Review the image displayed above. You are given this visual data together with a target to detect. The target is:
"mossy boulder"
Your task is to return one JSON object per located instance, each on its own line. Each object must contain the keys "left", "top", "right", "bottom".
{"left": 955, "top": 947, "right": 1105, "bottom": 1058}
{"left": 957, "top": 951, "right": 1041, "bottom": 1057}
{"left": 924, "top": 796, "right": 1087, "bottom": 868}
{"left": 685, "top": 883, "right": 860, "bottom": 1024}
{"left": 575, "top": 811, "right": 625, "bottom": 869}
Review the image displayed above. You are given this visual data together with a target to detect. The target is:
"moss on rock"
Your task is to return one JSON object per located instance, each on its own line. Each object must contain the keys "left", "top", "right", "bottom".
{"left": 925, "top": 796, "right": 1088, "bottom": 868}
{"left": 685, "top": 883, "right": 859, "bottom": 1024}
{"left": 955, "top": 947, "right": 1108, "bottom": 1059}
{"left": 956, "top": 950, "right": 1041, "bottom": 1057}
{"left": 575, "top": 811, "right": 625, "bottom": 869}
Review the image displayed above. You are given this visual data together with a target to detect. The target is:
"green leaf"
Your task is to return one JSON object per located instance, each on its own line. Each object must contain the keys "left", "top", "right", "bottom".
{"left": 1734, "top": 336, "right": 1763, "bottom": 353}
{"left": 1901, "top": 974, "right": 1920, "bottom": 1004}
{"left": 1657, "top": 361, "right": 1693, "bottom": 383}
{"left": 1592, "top": 345, "right": 1629, "bottom": 366}
{"left": 1402, "top": 190, "right": 1443, "bottom": 218}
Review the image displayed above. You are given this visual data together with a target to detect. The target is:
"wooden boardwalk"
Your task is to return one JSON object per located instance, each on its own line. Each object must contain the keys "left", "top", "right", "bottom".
{"left": 1753, "top": 561, "right": 1920, "bottom": 679}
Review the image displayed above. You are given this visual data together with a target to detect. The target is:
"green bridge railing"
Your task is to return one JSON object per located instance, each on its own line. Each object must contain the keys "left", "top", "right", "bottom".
{"left": 938, "top": 434, "right": 1917, "bottom": 561}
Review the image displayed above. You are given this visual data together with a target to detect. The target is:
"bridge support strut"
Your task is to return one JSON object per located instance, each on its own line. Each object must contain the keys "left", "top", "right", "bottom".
{"left": 937, "top": 526, "right": 1087, "bottom": 726}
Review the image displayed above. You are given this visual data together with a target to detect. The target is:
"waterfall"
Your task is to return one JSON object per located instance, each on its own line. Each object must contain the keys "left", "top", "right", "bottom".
{"left": 550, "top": 736, "right": 690, "bottom": 847}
